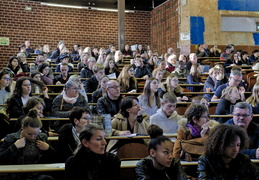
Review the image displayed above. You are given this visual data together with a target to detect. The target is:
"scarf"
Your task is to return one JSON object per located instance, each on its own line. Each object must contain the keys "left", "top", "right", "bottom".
{"left": 72, "top": 126, "right": 81, "bottom": 145}
{"left": 63, "top": 92, "right": 78, "bottom": 104}
{"left": 186, "top": 123, "right": 201, "bottom": 138}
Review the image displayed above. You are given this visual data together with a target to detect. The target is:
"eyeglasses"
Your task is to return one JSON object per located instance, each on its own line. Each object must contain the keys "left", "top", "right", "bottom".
{"left": 128, "top": 69, "right": 134, "bottom": 72}
{"left": 81, "top": 117, "right": 93, "bottom": 121}
{"left": 2, "top": 77, "right": 11, "bottom": 81}
{"left": 233, "top": 114, "right": 251, "bottom": 118}
{"left": 108, "top": 86, "right": 120, "bottom": 89}
{"left": 70, "top": 87, "right": 80, "bottom": 91}
{"left": 172, "top": 79, "right": 179, "bottom": 82}
{"left": 200, "top": 116, "right": 209, "bottom": 119}
{"left": 136, "top": 56, "right": 141, "bottom": 58}
{"left": 232, "top": 77, "right": 242, "bottom": 83}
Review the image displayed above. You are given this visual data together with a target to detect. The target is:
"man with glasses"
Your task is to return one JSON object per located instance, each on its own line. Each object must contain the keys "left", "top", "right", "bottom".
{"left": 57, "top": 107, "right": 92, "bottom": 162}
{"left": 211, "top": 68, "right": 245, "bottom": 102}
{"left": 97, "top": 80, "right": 122, "bottom": 117}
{"left": 225, "top": 102, "right": 259, "bottom": 159}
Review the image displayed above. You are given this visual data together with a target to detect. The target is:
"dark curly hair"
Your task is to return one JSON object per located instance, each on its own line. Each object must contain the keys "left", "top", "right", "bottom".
{"left": 184, "top": 104, "right": 209, "bottom": 125}
{"left": 205, "top": 124, "right": 249, "bottom": 158}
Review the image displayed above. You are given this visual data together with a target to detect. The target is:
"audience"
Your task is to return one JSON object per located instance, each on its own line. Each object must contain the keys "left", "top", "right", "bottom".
{"left": 80, "top": 56, "right": 96, "bottom": 78}
{"left": 0, "top": 70, "right": 13, "bottom": 105}
{"left": 133, "top": 55, "right": 152, "bottom": 79}
{"left": 104, "top": 57, "right": 120, "bottom": 78}
{"left": 187, "top": 63, "right": 203, "bottom": 92}
{"left": 7, "top": 56, "right": 23, "bottom": 75}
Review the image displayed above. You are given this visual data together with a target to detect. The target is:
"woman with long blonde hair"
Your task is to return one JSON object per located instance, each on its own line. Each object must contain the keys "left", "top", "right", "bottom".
{"left": 117, "top": 64, "right": 137, "bottom": 93}
{"left": 159, "top": 74, "right": 188, "bottom": 102}
{"left": 246, "top": 82, "right": 259, "bottom": 114}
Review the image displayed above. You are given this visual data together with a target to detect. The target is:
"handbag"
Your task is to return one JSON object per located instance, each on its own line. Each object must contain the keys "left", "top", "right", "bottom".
{"left": 180, "top": 138, "right": 205, "bottom": 161}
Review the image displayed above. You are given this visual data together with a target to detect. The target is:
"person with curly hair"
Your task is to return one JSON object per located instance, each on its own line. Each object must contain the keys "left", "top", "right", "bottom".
{"left": 198, "top": 124, "right": 259, "bottom": 179}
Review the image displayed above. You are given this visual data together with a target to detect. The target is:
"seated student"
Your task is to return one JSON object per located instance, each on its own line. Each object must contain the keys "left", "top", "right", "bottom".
{"left": 220, "top": 45, "right": 232, "bottom": 61}
{"left": 80, "top": 55, "right": 95, "bottom": 78}
{"left": 66, "top": 75, "right": 88, "bottom": 102}
{"left": 191, "top": 96, "right": 209, "bottom": 109}
{"left": 159, "top": 74, "right": 189, "bottom": 102}
{"left": 156, "top": 59, "right": 171, "bottom": 79}
{"left": 224, "top": 52, "right": 242, "bottom": 75}
{"left": 65, "top": 124, "right": 121, "bottom": 180}
{"left": 135, "top": 136, "right": 187, "bottom": 180}
{"left": 225, "top": 102, "right": 259, "bottom": 159}
{"left": 138, "top": 77, "right": 161, "bottom": 117}
{"left": 198, "top": 124, "right": 259, "bottom": 179}
{"left": 203, "top": 67, "right": 223, "bottom": 102}
{"left": 7, "top": 56, "right": 23, "bottom": 75}
{"left": 97, "top": 48, "right": 107, "bottom": 64}
{"left": 57, "top": 107, "right": 92, "bottom": 162}
{"left": 186, "top": 53, "right": 197, "bottom": 71}
{"left": 0, "top": 109, "right": 55, "bottom": 180}
{"left": 50, "top": 42, "right": 65, "bottom": 63}
{"left": 121, "top": 44, "right": 133, "bottom": 56}
{"left": 6, "top": 77, "right": 49, "bottom": 118}
{"left": 209, "top": 44, "right": 221, "bottom": 57}
{"left": 55, "top": 53, "right": 74, "bottom": 72}
{"left": 166, "top": 54, "right": 178, "bottom": 73}
{"left": 51, "top": 80, "right": 89, "bottom": 119}
{"left": 133, "top": 55, "right": 152, "bottom": 80}
{"left": 150, "top": 92, "right": 182, "bottom": 134}
{"left": 77, "top": 53, "right": 89, "bottom": 72}
{"left": 195, "top": 44, "right": 209, "bottom": 57}
{"left": 85, "top": 63, "right": 104, "bottom": 102}
{"left": 173, "top": 60, "right": 189, "bottom": 80}
{"left": 104, "top": 57, "right": 120, "bottom": 78}
{"left": 214, "top": 86, "right": 241, "bottom": 123}
{"left": 25, "top": 40, "right": 34, "bottom": 54}
{"left": 249, "top": 49, "right": 259, "bottom": 63}
{"left": 117, "top": 65, "right": 138, "bottom": 93}
{"left": 246, "top": 82, "right": 259, "bottom": 114}
{"left": 211, "top": 68, "right": 245, "bottom": 102}
{"left": 187, "top": 63, "right": 203, "bottom": 92}
{"left": 152, "top": 68, "right": 164, "bottom": 89}
{"left": 240, "top": 51, "right": 251, "bottom": 65}
{"left": 97, "top": 80, "right": 122, "bottom": 116}
{"left": 114, "top": 50, "right": 125, "bottom": 65}
{"left": 53, "top": 62, "right": 70, "bottom": 85}
{"left": 0, "top": 70, "right": 13, "bottom": 106}
{"left": 173, "top": 104, "right": 218, "bottom": 178}
{"left": 13, "top": 96, "right": 54, "bottom": 137}
{"left": 17, "top": 52, "right": 30, "bottom": 72}
{"left": 70, "top": 43, "right": 80, "bottom": 61}
{"left": 30, "top": 70, "right": 48, "bottom": 94}
{"left": 107, "top": 96, "right": 150, "bottom": 152}
{"left": 37, "top": 62, "right": 53, "bottom": 85}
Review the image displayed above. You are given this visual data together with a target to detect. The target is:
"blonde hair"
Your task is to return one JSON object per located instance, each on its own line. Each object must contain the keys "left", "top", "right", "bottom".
{"left": 208, "top": 67, "right": 219, "bottom": 76}
{"left": 246, "top": 82, "right": 259, "bottom": 107}
{"left": 117, "top": 65, "right": 137, "bottom": 92}
{"left": 165, "top": 74, "right": 182, "bottom": 94}
{"left": 221, "top": 86, "right": 237, "bottom": 99}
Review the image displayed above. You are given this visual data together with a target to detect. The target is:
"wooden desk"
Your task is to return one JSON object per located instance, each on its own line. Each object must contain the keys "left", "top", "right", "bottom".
{"left": 0, "top": 159, "right": 258, "bottom": 173}
{"left": 106, "top": 133, "right": 177, "bottom": 140}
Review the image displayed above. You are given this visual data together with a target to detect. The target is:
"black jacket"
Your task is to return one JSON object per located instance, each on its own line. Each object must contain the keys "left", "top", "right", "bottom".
{"left": 135, "top": 156, "right": 187, "bottom": 180}
{"left": 65, "top": 147, "right": 121, "bottom": 180}
{"left": 97, "top": 94, "right": 122, "bottom": 117}
{"left": 198, "top": 154, "right": 259, "bottom": 180}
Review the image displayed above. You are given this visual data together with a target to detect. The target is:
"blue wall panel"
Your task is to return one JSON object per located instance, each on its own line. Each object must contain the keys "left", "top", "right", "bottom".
{"left": 190, "top": 16, "right": 204, "bottom": 45}
{"left": 218, "top": 0, "right": 259, "bottom": 11}
{"left": 253, "top": 33, "right": 259, "bottom": 45}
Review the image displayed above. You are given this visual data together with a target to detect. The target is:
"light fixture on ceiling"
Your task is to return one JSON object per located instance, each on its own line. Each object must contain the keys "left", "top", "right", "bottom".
{"left": 40, "top": 2, "right": 134, "bottom": 13}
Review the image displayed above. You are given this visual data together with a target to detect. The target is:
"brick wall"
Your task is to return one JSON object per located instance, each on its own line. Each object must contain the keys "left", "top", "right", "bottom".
{"left": 151, "top": 0, "right": 179, "bottom": 55}
{"left": 0, "top": 0, "right": 151, "bottom": 68}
